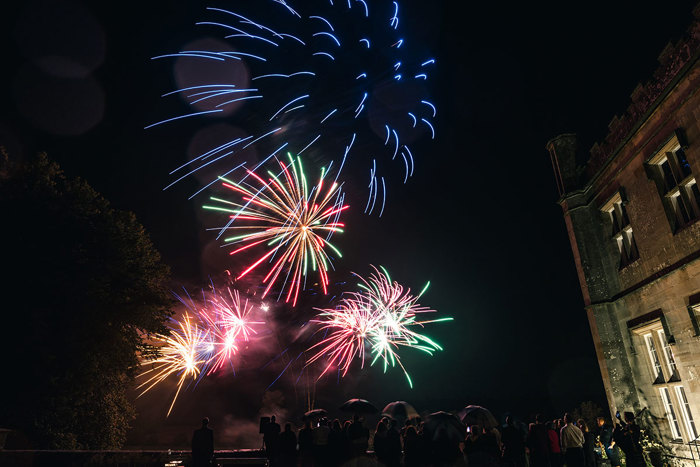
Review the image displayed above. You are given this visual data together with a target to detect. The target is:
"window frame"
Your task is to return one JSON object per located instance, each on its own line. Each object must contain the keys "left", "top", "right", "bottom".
{"left": 643, "top": 332, "right": 664, "bottom": 384}
{"left": 660, "top": 386, "right": 684, "bottom": 441}
{"left": 600, "top": 190, "right": 639, "bottom": 268}
{"left": 631, "top": 318, "right": 695, "bottom": 442}
{"left": 675, "top": 386, "right": 699, "bottom": 441}
{"left": 647, "top": 134, "right": 699, "bottom": 232}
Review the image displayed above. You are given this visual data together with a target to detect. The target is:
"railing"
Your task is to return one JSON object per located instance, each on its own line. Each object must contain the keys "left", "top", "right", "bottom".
{"left": 688, "top": 436, "right": 700, "bottom": 466}
{"left": 0, "top": 449, "right": 268, "bottom": 467}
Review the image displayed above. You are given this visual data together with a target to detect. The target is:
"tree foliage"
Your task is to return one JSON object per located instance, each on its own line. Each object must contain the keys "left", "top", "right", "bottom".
{"left": 0, "top": 152, "right": 172, "bottom": 448}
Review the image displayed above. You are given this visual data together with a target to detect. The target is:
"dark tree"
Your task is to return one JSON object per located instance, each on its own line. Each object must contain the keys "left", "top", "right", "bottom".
{"left": 0, "top": 152, "right": 172, "bottom": 449}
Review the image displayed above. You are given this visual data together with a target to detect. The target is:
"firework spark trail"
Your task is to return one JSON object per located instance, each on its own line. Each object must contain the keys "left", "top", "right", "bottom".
{"left": 307, "top": 266, "right": 452, "bottom": 387}
{"left": 136, "top": 313, "right": 211, "bottom": 417}
{"left": 198, "top": 287, "right": 264, "bottom": 374}
{"left": 137, "top": 287, "right": 267, "bottom": 416}
{"left": 148, "top": 0, "right": 437, "bottom": 212}
{"left": 203, "top": 153, "right": 348, "bottom": 305}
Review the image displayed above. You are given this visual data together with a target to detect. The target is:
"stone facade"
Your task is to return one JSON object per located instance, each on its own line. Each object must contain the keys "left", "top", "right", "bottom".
{"left": 548, "top": 5, "right": 700, "bottom": 463}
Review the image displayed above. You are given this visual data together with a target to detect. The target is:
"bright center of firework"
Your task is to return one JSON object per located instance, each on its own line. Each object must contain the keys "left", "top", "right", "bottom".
{"left": 185, "top": 354, "right": 196, "bottom": 371}
{"left": 261, "top": 304, "right": 269, "bottom": 312}
{"left": 225, "top": 333, "right": 236, "bottom": 349}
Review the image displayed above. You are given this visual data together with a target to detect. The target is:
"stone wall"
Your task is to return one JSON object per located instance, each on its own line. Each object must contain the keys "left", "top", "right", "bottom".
{"left": 548, "top": 7, "right": 700, "bottom": 464}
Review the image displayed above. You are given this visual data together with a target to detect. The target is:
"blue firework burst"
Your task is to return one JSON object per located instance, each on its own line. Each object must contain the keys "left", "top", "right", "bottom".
{"left": 148, "top": 0, "right": 437, "bottom": 215}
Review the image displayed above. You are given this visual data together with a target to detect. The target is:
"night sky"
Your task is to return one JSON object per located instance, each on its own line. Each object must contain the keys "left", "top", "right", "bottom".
{"left": 2, "top": 0, "right": 698, "bottom": 447}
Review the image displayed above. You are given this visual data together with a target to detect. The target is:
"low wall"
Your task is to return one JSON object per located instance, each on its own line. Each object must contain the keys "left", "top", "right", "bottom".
{"left": 0, "top": 449, "right": 266, "bottom": 467}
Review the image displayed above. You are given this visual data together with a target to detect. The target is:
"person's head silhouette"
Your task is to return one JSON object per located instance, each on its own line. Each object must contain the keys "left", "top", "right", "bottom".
{"left": 271, "top": 415, "right": 276, "bottom": 424}
{"left": 202, "top": 417, "right": 209, "bottom": 427}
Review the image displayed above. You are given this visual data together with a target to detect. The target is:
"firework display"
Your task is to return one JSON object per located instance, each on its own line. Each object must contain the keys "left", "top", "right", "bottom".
{"left": 203, "top": 153, "right": 348, "bottom": 306}
{"left": 198, "top": 287, "right": 264, "bottom": 374}
{"left": 141, "top": 1, "right": 449, "bottom": 410}
{"left": 150, "top": 0, "right": 436, "bottom": 214}
{"left": 307, "top": 266, "right": 452, "bottom": 388}
{"left": 137, "top": 313, "right": 211, "bottom": 417}
{"left": 138, "top": 287, "right": 265, "bottom": 416}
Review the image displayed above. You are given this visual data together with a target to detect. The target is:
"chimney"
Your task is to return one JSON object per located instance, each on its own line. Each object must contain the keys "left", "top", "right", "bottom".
{"left": 546, "top": 134, "right": 579, "bottom": 198}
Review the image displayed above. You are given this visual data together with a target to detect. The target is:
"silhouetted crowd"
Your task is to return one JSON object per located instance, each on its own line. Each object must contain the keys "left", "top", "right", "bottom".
{"left": 263, "top": 414, "right": 375, "bottom": 467}
{"left": 522, "top": 411, "right": 645, "bottom": 467}
{"left": 194, "top": 410, "right": 646, "bottom": 467}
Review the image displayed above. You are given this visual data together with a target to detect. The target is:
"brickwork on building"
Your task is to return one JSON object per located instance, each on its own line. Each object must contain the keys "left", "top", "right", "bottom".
{"left": 548, "top": 5, "right": 700, "bottom": 463}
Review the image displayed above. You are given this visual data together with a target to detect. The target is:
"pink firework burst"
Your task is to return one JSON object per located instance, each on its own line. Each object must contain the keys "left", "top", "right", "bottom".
{"left": 306, "top": 266, "right": 452, "bottom": 388}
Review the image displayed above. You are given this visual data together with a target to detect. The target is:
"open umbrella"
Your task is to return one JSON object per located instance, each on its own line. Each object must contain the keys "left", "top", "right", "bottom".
{"left": 304, "top": 409, "right": 328, "bottom": 420}
{"left": 460, "top": 405, "right": 498, "bottom": 429}
{"left": 382, "top": 401, "right": 419, "bottom": 422}
{"left": 424, "top": 411, "right": 465, "bottom": 442}
{"left": 340, "top": 398, "right": 378, "bottom": 414}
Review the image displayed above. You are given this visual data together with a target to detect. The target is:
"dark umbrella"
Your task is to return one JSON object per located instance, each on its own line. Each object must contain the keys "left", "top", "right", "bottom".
{"left": 382, "top": 401, "right": 419, "bottom": 422}
{"left": 340, "top": 399, "right": 378, "bottom": 414}
{"left": 460, "top": 405, "right": 498, "bottom": 429}
{"left": 304, "top": 409, "right": 328, "bottom": 420}
{"left": 424, "top": 411, "right": 466, "bottom": 442}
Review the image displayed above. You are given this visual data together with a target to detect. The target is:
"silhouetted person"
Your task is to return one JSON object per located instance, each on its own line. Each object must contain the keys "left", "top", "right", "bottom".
{"left": 280, "top": 423, "right": 297, "bottom": 467}
{"left": 431, "top": 426, "right": 463, "bottom": 467}
{"left": 597, "top": 418, "right": 620, "bottom": 467}
{"left": 463, "top": 424, "right": 500, "bottom": 467}
{"left": 386, "top": 419, "right": 402, "bottom": 467}
{"left": 402, "top": 426, "right": 423, "bottom": 467}
{"left": 560, "top": 413, "right": 584, "bottom": 467}
{"left": 501, "top": 416, "right": 526, "bottom": 467}
{"left": 417, "top": 422, "right": 429, "bottom": 466}
{"left": 349, "top": 415, "right": 370, "bottom": 457}
{"left": 526, "top": 415, "right": 550, "bottom": 467}
{"left": 577, "top": 419, "right": 595, "bottom": 467}
{"left": 374, "top": 420, "right": 389, "bottom": 465}
{"left": 192, "top": 417, "right": 214, "bottom": 467}
{"left": 264, "top": 415, "right": 281, "bottom": 464}
{"left": 613, "top": 412, "right": 644, "bottom": 467}
{"left": 298, "top": 420, "right": 314, "bottom": 467}
{"left": 546, "top": 421, "right": 561, "bottom": 467}
{"left": 342, "top": 420, "right": 353, "bottom": 461}
{"left": 313, "top": 418, "right": 331, "bottom": 467}
{"left": 328, "top": 419, "right": 345, "bottom": 466}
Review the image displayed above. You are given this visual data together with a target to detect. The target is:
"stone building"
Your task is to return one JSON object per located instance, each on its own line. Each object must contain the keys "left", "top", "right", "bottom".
{"left": 547, "top": 6, "right": 700, "bottom": 461}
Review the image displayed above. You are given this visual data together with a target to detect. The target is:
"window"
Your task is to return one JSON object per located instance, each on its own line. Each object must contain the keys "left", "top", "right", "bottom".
{"left": 676, "top": 386, "right": 699, "bottom": 441}
{"left": 658, "top": 329, "right": 679, "bottom": 380}
{"left": 660, "top": 387, "right": 683, "bottom": 441}
{"left": 601, "top": 191, "right": 639, "bottom": 268}
{"left": 689, "top": 300, "right": 700, "bottom": 336}
{"left": 648, "top": 134, "right": 700, "bottom": 231}
{"left": 644, "top": 333, "right": 664, "bottom": 383}
{"left": 632, "top": 316, "right": 696, "bottom": 442}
